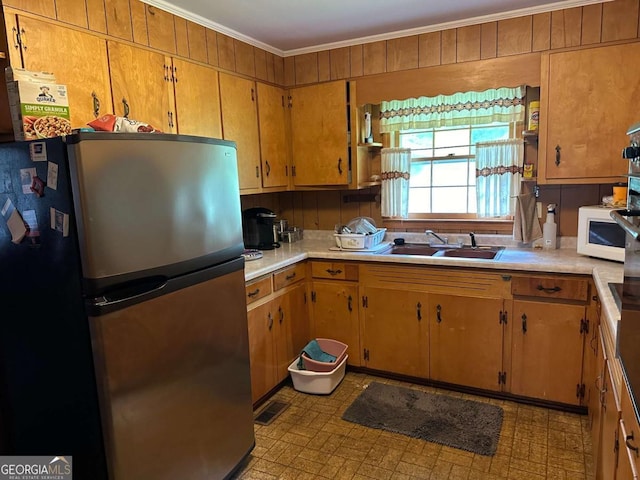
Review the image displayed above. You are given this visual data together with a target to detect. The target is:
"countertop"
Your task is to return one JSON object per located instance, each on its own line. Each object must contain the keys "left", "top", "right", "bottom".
{"left": 243, "top": 231, "right": 623, "bottom": 345}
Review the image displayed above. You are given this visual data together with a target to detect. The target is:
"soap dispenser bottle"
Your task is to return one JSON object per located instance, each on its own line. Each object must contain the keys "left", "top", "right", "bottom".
{"left": 543, "top": 203, "right": 558, "bottom": 250}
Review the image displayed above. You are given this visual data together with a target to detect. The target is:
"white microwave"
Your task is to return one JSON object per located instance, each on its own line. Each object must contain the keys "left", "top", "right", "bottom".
{"left": 577, "top": 205, "right": 626, "bottom": 262}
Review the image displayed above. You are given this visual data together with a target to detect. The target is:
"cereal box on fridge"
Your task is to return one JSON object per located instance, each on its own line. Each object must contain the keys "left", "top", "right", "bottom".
{"left": 6, "top": 67, "right": 72, "bottom": 141}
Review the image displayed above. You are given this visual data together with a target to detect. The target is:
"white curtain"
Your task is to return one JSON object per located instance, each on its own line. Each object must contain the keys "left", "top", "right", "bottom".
{"left": 381, "top": 148, "right": 411, "bottom": 218}
{"left": 476, "top": 139, "right": 524, "bottom": 217}
{"left": 379, "top": 86, "right": 525, "bottom": 132}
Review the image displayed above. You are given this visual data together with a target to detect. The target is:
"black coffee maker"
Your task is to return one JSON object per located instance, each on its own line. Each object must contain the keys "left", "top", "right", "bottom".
{"left": 242, "top": 207, "right": 280, "bottom": 250}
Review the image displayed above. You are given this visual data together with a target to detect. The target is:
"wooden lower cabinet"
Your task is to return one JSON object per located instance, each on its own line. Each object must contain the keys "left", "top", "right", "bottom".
{"left": 598, "top": 359, "right": 621, "bottom": 480}
{"left": 360, "top": 287, "right": 427, "bottom": 377}
{"left": 620, "top": 378, "right": 640, "bottom": 479}
{"left": 429, "top": 294, "right": 506, "bottom": 391}
{"left": 287, "top": 283, "right": 309, "bottom": 361}
{"left": 247, "top": 301, "right": 277, "bottom": 404}
{"left": 309, "top": 280, "right": 359, "bottom": 366}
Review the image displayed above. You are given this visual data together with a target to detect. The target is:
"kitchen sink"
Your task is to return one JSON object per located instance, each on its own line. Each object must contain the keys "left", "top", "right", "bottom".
{"left": 384, "top": 243, "right": 504, "bottom": 259}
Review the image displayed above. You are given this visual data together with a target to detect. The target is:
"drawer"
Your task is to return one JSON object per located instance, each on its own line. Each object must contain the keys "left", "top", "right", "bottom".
{"left": 511, "top": 275, "right": 589, "bottom": 302}
{"left": 311, "top": 261, "right": 358, "bottom": 281}
{"left": 273, "top": 263, "right": 306, "bottom": 291}
{"left": 245, "top": 276, "right": 272, "bottom": 305}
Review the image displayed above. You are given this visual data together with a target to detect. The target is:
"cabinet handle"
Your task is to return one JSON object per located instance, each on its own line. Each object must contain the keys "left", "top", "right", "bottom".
{"left": 11, "top": 26, "right": 19, "bottom": 50}
{"left": 267, "top": 312, "right": 273, "bottom": 330}
{"left": 91, "top": 92, "right": 101, "bottom": 118}
{"left": 348, "top": 295, "right": 352, "bottom": 312}
{"left": 417, "top": 302, "right": 422, "bottom": 321}
{"left": 163, "top": 64, "right": 170, "bottom": 81}
{"left": 338, "top": 157, "right": 343, "bottom": 175}
{"left": 251, "top": 88, "right": 255, "bottom": 102}
{"left": 173, "top": 66, "right": 178, "bottom": 83}
{"left": 536, "top": 285, "right": 562, "bottom": 294}
{"left": 278, "top": 306, "right": 284, "bottom": 324}
{"left": 521, "top": 313, "right": 527, "bottom": 334}
{"left": 122, "top": 98, "right": 130, "bottom": 118}
{"left": 19, "top": 27, "right": 26, "bottom": 51}
{"left": 555, "top": 145, "right": 561, "bottom": 166}
{"left": 326, "top": 269, "right": 342, "bottom": 276}
{"left": 255, "top": 166, "right": 260, "bottom": 178}
{"left": 265, "top": 160, "right": 271, "bottom": 177}
{"left": 436, "top": 304, "right": 442, "bottom": 323}
{"left": 147, "top": 5, "right": 156, "bottom": 15}
{"left": 285, "top": 273, "right": 296, "bottom": 281}
{"left": 247, "top": 288, "right": 260, "bottom": 298}
{"left": 627, "top": 431, "right": 640, "bottom": 455}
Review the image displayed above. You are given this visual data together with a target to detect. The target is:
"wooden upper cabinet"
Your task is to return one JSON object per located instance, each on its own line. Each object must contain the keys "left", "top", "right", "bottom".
{"left": 145, "top": 4, "right": 176, "bottom": 54}
{"left": 257, "top": 82, "right": 289, "bottom": 189}
{"left": 13, "top": 15, "right": 112, "bottom": 129}
{"left": 1, "top": 0, "right": 55, "bottom": 17}
{"left": 55, "top": 0, "right": 88, "bottom": 28}
{"left": 172, "top": 58, "right": 222, "bottom": 138}
{"left": 105, "top": 0, "right": 133, "bottom": 41}
{"left": 107, "top": 41, "right": 175, "bottom": 132}
{"left": 539, "top": 42, "right": 640, "bottom": 184}
{"left": 219, "top": 72, "right": 261, "bottom": 192}
{"left": 290, "top": 80, "right": 349, "bottom": 186}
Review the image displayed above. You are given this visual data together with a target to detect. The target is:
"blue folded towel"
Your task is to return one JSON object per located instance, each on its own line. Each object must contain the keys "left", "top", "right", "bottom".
{"left": 297, "top": 339, "right": 337, "bottom": 370}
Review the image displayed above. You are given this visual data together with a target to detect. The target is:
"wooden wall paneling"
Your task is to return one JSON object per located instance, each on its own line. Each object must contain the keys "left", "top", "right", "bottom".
{"left": 283, "top": 56, "right": 295, "bottom": 87}
{"left": 130, "top": 0, "right": 148, "bottom": 45}
{"left": 302, "top": 192, "right": 320, "bottom": 230}
{"left": 602, "top": 0, "right": 640, "bottom": 41}
{"left": 558, "top": 184, "right": 600, "bottom": 236}
{"left": 581, "top": 3, "right": 603, "bottom": 45}
{"left": 363, "top": 41, "right": 386, "bottom": 75}
{"left": 497, "top": 16, "right": 533, "bottom": 56}
{"left": 56, "top": 0, "right": 88, "bottom": 28}
{"left": 2, "top": 0, "right": 55, "bottom": 17}
{"left": 457, "top": 25, "right": 481, "bottom": 63}
{"left": 532, "top": 12, "right": 551, "bottom": 51}
{"left": 145, "top": 4, "right": 176, "bottom": 54}
{"left": 294, "top": 52, "right": 319, "bottom": 85}
{"left": 418, "top": 32, "right": 441, "bottom": 67}
{"left": 537, "top": 185, "right": 561, "bottom": 232}
{"left": 551, "top": 8, "right": 582, "bottom": 49}
{"left": 318, "top": 50, "right": 331, "bottom": 82}
{"left": 217, "top": 33, "right": 235, "bottom": 71}
{"left": 105, "top": 0, "right": 133, "bottom": 41}
{"left": 386, "top": 35, "right": 419, "bottom": 72}
{"left": 340, "top": 190, "right": 360, "bottom": 225}
{"left": 441, "top": 29, "right": 457, "bottom": 64}
{"left": 187, "top": 21, "right": 207, "bottom": 64}
{"left": 480, "top": 22, "right": 497, "bottom": 59}
{"left": 205, "top": 28, "right": 219, "bottom": 66}
{"left": 174, "top": 17, "right": 189, "bottom": 57}
{"left": 254, "top": 48, "right": 268, "bottom": 81}
{"left": 316, "top": 191, "right": 342, "bottom": 230}
{"left": 234, "top": 40, "right": 255, "bottom": 77}
{"left": 356, "top": 53, "right": 541, "bottom": 105}
{"left": 86, "top": 0, "right": 107, "bottom": 33}
{"left": 290, "top": 192, "right": 306, "bottom": 228}
{"left": 330, "top": 47, "right": 350, "bottom": 80}
{"left": 273, "top": 55, "right": 284, "bottom": 86}
{"left": 350, "top": 45, "right": 364, "bottom": 77}
{"left": 264, "top": 52, "right": 275, "bottom": 83}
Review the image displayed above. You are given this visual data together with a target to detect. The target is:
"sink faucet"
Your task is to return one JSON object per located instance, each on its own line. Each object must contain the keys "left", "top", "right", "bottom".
{"left": 425, "top": 230, "right": 447, "bottom": 245}
{"left": 469, "top": 232, "right": 477, "bottom": 248}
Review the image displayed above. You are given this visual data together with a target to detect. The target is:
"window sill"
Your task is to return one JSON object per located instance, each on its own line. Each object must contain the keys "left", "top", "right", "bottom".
{"left": 382, "top": 217, "right": 514, "bottom": 235}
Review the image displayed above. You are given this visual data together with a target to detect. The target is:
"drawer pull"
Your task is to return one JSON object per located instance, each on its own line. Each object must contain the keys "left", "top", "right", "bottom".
{"left": 626, "top": 431, "right": 639, "bottom": 455}
{"left": 522, "top": 313, "right": 527, "bottom": 334}
{"left": 536, "top": 285, "right": 562, "bottom": 294}
{"left": 326, "top": 269, "right": 342, "bottom": 276}
{"left": 285, "top": 272, "right": 297, "bottom": 281}
{"left": 247, "top": 288, "right": 260, "bottom": 297}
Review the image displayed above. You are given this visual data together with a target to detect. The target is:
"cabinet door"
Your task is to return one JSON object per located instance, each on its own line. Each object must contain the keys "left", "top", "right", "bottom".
{"left": 219, "top": 73, "right": 261, "bottom": 191}
{"left": 511, "top": 300, "right": 585, "bottom": 405}
{"left": 310, "top": 281, "right": 359, "bottom": 366}
{"left": 598, "top": 360, "right": 620, "bottom": 480}
{"left": 247, "top": 302, "right": 276, "bottom": 404}
{"left": 172, "top": 58, "right": 222, "bottom": 138}
{"left": 15, "top": 15, "right": 113, "bottom": 129}
{"left": 288, "top": 283, "right": 310, "bottom": 356}
{"left": 361, "top": 287, "right": 427, "bottom": 378}
{"left": 273, "top": 296, "right": 293, "bottom": 383}
{"left": 429, "top": 295, "right": 504, "bottom": 391}
{"left": 257, "top": 82, "right": 289, "bottom": 189}
{"left": 541, "top": 43, "right": 640, "bottom": 182}
{"left": 290, "top": 81, "right": 349, "bottom": 186}
{"left": 107, "top": 41, "right": 175, "bottom": 132}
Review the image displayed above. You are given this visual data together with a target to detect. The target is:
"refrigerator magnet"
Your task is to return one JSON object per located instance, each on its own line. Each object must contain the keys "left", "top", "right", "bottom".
{"left": 22, "top": 209, "right": 41, "bottom": 246}
{"left": 47, "top": 162, "right": 58, "bottom": 191}
{"left": 29, "top": 142, "right": 48, "bottom": 162}
{"left": 50, "top": 207, "right": 69, "bottom": 237}
{"left": 1, "top": 198, "right": 27, "bottom": 244}
{"left": 30, "top": 176, "right": 45, "bottom": 197}
{"left": 20, "top": 167, "right": 36, "bottom": 194}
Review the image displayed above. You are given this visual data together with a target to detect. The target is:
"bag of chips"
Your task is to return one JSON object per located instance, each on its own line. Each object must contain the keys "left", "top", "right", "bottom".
{"left": 88, "top": 114, "right": 161, "bottom": 133}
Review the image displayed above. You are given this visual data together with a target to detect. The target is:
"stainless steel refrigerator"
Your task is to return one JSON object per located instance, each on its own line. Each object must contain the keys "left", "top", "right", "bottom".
{"left": 0, "top": 133, "right": 255, "bottom": 479}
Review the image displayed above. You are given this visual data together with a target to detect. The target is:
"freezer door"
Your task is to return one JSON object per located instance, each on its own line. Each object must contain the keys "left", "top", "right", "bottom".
{"left": 66, "top": 133, "right": 243, "bottom": 291}
{"left": 89, "top": 266, "right": 254, "bottom": 479}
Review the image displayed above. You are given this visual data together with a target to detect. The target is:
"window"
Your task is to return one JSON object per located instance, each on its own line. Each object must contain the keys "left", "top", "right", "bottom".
{"left": 399, "top": 123, "right": 512, "bottom": 215}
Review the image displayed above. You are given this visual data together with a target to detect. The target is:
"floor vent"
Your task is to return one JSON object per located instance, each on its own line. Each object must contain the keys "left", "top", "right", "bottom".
{"left": 254, "top": 400, "right": 289, "bottom": 426}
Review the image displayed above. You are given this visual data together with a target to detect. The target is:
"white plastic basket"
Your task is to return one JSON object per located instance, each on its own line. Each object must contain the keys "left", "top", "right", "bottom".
{"left": 334, "top": 228, "right": 386, "bottom": 250}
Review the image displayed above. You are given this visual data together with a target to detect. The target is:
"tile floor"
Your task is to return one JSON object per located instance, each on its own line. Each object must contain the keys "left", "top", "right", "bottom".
{"left": 233, "top": 372, "right": 594, "bottom": 480}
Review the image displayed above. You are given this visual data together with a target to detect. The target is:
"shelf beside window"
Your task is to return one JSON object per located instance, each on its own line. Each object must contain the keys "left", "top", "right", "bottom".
{"left": 358, "top": 142, "right": 383, "bottom": 149}
{"left": 522, "top": 130, "right": 539, "bottom": 143}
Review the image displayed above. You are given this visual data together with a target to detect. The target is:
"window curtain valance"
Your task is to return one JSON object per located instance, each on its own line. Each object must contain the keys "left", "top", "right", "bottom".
{"left": 380, "top": 86, "right": 525, "bottom": 132}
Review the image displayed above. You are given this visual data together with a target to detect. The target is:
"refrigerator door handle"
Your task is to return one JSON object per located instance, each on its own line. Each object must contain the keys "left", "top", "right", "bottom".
{"left": 88, "top": 276, "right": 168, "bottom": 311}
